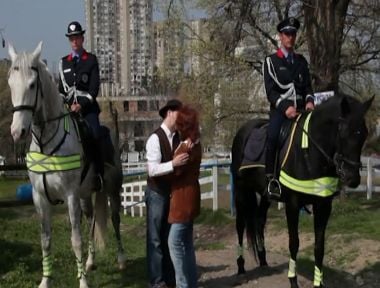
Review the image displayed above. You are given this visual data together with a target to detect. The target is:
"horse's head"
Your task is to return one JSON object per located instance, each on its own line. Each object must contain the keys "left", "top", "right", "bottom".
{"left": 8, "top": 42, "right": 43, "bottom": 142}
{"left": 333, "top": 95, "right": 374, "bottom": 188}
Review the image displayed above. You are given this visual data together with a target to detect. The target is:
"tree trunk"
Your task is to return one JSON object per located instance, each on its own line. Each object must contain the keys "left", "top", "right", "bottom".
{"left": 303, "top": 0, "right": 350, "bottom": 92}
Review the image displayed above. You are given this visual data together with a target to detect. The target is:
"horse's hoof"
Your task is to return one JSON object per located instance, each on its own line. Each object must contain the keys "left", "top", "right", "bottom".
{"left": 289, "top": 276, "right": 299, "bottom": 288}
{"left": 118, "top": 253, "right": 127, "bottom": 270}
{"left": 118, "top": 261, "right": 126, "bottom": 270}
{"left": 237, "top": 256, "right": 246, "bottom": 274}
{"left": 79, "top": 278, "right": 89, "bottom": 288}
{"left": 258, "top": 250, "right": 268, "bottom": 267}
{"left": 38, "top": 277, "right": 51, "bottom": 288}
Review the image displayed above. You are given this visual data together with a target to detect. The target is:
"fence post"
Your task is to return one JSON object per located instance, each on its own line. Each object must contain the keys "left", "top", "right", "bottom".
{"left": 367, "top": 157, "right": 373, "bottom": 200}
{"left": 212, "top": 161, "right": 218, "bottom": 211}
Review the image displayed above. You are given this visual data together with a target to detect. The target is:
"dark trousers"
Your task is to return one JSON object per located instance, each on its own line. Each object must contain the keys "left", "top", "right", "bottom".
{"left": 265, "top": 109, "right": 287, "bottom": 175}
{"left": 84, "top": 112, "right": 104, "bottom": 176}
{"left": 145, "top": 187, "right": 175, "bottom": 287}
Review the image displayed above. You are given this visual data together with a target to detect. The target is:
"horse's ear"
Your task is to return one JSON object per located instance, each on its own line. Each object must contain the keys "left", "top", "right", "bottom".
{"left": 340, "top": 96, "right": 351, "bottom": 118}
{"left": 32, "top": 41, "right": 43, "bottom": 61}
{"left": 362, "top": 95, "right": 375, "bottom": 115}
{"left": 8, "top": 43, "right": 17, "bottom": 62}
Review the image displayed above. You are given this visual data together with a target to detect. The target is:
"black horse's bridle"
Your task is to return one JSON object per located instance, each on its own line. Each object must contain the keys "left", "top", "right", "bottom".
{"left": 11, "top": 66, "right": 42, "bottom": 115}
{"left": 300, "top": 118, "right": 362, "bottom": 180}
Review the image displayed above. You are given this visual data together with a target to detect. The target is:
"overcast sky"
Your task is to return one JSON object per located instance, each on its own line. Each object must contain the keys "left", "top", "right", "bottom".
{"left": 0, "top": 0, "right": 85, "bottom": 71}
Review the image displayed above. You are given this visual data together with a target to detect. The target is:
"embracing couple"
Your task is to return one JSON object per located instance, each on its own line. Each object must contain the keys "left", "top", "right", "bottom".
{"left": 145, "top": 99, "right": 202, "bottom": 288}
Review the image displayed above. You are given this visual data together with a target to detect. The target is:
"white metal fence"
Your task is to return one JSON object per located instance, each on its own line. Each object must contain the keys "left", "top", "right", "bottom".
{"left": 120, "top": 157, "right": 380, "bottom": 217}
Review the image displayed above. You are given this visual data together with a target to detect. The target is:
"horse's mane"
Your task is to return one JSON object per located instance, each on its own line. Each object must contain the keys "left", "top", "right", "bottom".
{"left": 314, "top": 93, "right": 363, "bottom": 119}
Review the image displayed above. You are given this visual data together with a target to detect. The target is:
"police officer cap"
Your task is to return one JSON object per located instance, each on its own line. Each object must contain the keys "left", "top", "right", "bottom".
{"left": 65, "top": 21, "right": 85, "bottom": 37}
{"left": 277, "top": 17, "right": 300, "bottom": 33}
{"left": 159, "top": 99, "right": 183, "bottom": 118}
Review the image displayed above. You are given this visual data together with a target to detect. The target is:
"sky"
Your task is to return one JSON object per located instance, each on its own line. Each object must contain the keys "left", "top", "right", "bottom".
{"left": 0, "top": 0, "right": 206, "bottom": 73}
{"left": 0, "top": 0, "right": 85, "bottom": 71}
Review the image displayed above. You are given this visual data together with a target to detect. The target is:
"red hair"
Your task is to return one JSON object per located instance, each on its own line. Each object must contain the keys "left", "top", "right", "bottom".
{"left": 176, "top": 105, "right": 200, "bottom": 142}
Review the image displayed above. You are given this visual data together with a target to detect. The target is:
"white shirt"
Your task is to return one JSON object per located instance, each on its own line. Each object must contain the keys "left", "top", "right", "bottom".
{"left": 146, "top": 123, "right": 175, "bottom": 177}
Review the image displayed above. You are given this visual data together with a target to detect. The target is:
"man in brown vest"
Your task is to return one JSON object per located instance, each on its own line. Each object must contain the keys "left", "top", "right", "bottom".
{"left": 145, "top": 99, "right": 189, "bottom": 288}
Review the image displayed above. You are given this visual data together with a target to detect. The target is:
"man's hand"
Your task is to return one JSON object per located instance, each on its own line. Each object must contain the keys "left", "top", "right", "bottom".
{"left": 285, "top": 106, "right": 299, "bottom": 119}
{"left": 306, "top": 102, "right": 315, "bottom": 111}
{"left": 70, "top": 103, "right": 82, "bottom": 113}
{"left": 172, "top": 153, "right": 189, "bottom": 167}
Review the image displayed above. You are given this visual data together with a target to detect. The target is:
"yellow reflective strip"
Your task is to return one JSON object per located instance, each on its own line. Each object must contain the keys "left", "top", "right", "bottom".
{"left": 288, "top": 258, "right": 297, "bottom": 278}
{"left": 42, "top": 254, "right": 52, "bottom": 277}
{"left": 302, "top": 113, "right": 312, "bottom": 149}
{"left": 64, "top": 115, "right": 69, "bottom": 132}
{"left": 26, "top": 152, "right": 81, "bottom": 172}
{"left": 239, "top": 164, "right": 265, "bottom": 171}
{"left": 313, "top": 266, "right": 323, "bottom": 286}
{"left": 279, "top": 170, "right": 338, "bottom": 197}
{"left": 281, "top": 114, "right": 301, "bottom": 168}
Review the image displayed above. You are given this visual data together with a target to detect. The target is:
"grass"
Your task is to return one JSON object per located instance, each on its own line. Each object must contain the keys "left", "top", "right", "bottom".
{"left": 269, "top": 194, "right": 380, "bottom": 241}
{"left": 0, "top": 177, "right": 28, "bottom": 199}
{"left": 1, "top": 179, "right": 380, "bottom": 287}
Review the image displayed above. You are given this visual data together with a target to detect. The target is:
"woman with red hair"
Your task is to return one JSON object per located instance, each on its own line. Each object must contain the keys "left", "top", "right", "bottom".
{"left": 168, "top": 105, "right": 202, "bottom": 287}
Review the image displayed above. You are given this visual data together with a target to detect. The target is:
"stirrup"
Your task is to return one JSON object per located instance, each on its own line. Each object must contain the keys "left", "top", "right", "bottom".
{"left": 267, "top": 177, "right": 282, "bottom": 201}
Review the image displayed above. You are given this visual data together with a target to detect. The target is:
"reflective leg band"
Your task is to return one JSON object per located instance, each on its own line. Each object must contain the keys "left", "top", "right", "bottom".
{"left": 314, "top": 266, "right": 323, "bottom": 287}
{"left": 288, "top": 258, "right": 297, "bottom": 278}
{"left": 76, "top": 257, "right": 86, "bottom": 279}
{"left": 42, "top": 254, "right": 52, "bottom": 277}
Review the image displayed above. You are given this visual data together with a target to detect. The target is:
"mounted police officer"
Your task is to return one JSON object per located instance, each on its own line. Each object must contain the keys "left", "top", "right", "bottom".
{"left": 263, "top": 17, "right": 315, "bottom": 197}
{"left": 58, "top": 21, "right": 103, "bottom": 190}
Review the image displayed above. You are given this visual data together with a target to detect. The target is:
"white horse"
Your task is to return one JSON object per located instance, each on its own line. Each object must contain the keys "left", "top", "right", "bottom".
{"left": 8, "top": 42, "right": 126, "bottom": 288}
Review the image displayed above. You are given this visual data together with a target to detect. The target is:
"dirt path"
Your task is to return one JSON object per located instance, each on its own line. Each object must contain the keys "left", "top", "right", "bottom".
{"left": 194, "top": 223, "right": 380, "bottom": 288}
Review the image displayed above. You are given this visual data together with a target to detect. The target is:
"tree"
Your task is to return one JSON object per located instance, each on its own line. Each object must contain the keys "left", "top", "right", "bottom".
{"left": 159, "top": 0, "right": 379, "bottom": 148}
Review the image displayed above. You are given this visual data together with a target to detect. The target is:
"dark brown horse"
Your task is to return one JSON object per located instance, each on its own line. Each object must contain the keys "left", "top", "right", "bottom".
{"left": 231, "top": 94, "right": 373, "bottom": 287}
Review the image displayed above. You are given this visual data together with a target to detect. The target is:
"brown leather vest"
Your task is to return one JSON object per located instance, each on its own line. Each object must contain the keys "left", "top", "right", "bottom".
{"left": 147, "top": 127, "right": 179, "bottom": 195}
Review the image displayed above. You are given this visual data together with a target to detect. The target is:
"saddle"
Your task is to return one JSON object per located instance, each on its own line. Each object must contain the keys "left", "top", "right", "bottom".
{"left": 72, "top": 115, "right": 116, "bottom": 182}
{"left": 240, "top": 119, "right": 293, "bottom": 170}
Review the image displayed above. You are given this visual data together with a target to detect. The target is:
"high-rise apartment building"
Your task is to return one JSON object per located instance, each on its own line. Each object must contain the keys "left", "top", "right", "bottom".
{"left": 84, "top": 0, "right": 164, "bottom": 156}
{"left": 84, "top": 0, "right": 153, "bottom": 96}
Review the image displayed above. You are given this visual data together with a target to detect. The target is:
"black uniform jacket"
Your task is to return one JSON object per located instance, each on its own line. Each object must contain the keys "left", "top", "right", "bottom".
{"left": 59, "top": 50, "right": 100, "bottom": 115}
{"left": 263, "top": 49, "right": 314, "bottom": 115}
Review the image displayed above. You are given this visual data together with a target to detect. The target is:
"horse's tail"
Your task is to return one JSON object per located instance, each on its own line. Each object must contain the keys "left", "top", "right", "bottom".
{"left": 235, "top": 170, "right": 263, "bottom": 260}
{"left": 232, "top": 118, "right": 267, "bottom": 261}
{"left": 93, "top": 187, "right": 108, "bottom": 250}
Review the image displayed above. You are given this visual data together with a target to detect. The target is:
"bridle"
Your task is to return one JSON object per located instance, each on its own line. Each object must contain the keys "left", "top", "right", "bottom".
{"left": 11, "top": 66, "right": 42, "bottom": 115}
{"left": 300, "top": 115, "right": 362, "bottom": 180}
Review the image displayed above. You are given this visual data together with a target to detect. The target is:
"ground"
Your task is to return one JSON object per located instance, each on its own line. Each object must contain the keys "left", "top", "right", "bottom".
{"left": 194, "top": 222, "right": 380, "bottom": 288}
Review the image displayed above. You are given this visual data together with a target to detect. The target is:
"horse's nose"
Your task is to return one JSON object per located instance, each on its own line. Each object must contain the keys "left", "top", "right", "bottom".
{"left": 20, "top": 128, "right": 26, "bottom": 138}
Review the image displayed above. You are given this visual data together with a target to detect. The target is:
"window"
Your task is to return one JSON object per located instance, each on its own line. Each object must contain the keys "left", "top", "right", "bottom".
{"left": 149, "top": 100, "right": 159, "bottom": 111}
{"left": 137, "top": 100, "right": 147, "bottom": 111}
{"left": 123, "top": 101, "right": 129, "bottom": 112}
{"left": 134, "top": 122, "right": 144, "bottom": 137}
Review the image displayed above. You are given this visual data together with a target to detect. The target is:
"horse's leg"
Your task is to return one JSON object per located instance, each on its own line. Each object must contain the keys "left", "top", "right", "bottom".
{"left": 68, "top": 194, "right": 88, "bottom": 288}
{"left": 285, "top": 193, "right": 301, "bottom": 288}
{"left": 80, "top": 197, "right": 96, "bottom": 272}
{"left": 257, "top": 193, "right": 270, "bottom": 266}
{"left": 109, "top": 189, "right": 127, "bottom": 270}
{"left": 34, "top": 192, "right": 53, "bottom": 288}
{"left": 312, "top": 199, "right": 332, "bottom": 288}
{"left": 235, "top": 189, "right": 246, "bottom": 275}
